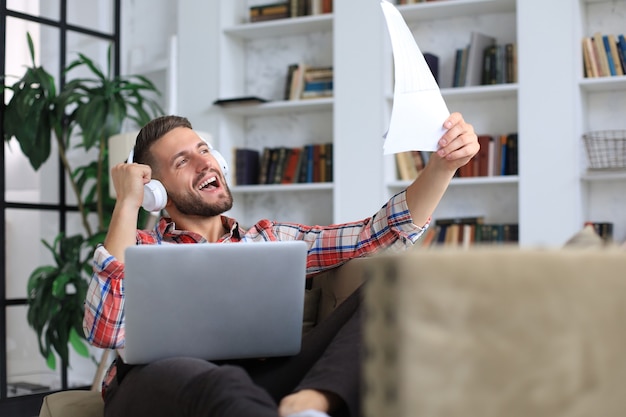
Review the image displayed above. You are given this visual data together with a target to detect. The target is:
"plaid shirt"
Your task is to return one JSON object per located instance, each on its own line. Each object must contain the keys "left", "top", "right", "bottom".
{"left": 84, "top": 190, "right": 426, "bottom": 395}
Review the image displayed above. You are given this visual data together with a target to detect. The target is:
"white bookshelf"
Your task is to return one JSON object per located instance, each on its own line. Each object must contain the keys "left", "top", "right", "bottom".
{"left": 384, "top": 0, "right": 520, "bottom": 241}
{"left": 576, "top": 0, "right": 626, "bottom": 243}
{"left": 168, "top": 0, "right": 626, "bottom": 245}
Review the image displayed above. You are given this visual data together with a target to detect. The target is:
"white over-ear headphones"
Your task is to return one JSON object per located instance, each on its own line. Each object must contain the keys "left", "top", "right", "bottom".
{"left": 127, "top": 134, "right": 229, "bottom": 213}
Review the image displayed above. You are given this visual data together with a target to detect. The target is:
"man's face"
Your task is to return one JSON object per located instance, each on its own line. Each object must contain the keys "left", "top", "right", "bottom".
{"left": 152, "top": 127, "right": 233, "bottom": 217}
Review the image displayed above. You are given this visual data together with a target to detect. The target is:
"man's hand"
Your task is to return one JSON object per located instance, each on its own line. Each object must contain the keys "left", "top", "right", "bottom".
{"left": 431, "top": 111, "right": 480, "bottom": 172}
{"left": 278, "top": 389, "right": 339, "bottom": 417}
{"left": 404, "top": 112, "right": 480, "bottom": 227}
{"left": 110, "top": 161, "right": 153, "bottom": 210}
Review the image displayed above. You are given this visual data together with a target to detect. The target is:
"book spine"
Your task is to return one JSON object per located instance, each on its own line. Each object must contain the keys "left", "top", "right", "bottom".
{"left": 603, "top": 35, "right": 617, "bottom": 76}
{"left": 619, "top": 35, "right": 626, "bottom": 75}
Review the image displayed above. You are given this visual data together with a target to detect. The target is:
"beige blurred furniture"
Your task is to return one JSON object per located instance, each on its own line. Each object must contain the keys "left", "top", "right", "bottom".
{"left": 38, "top": 260, "right": 366, "bottom": 417}
{"left": 363, "top": 247, "right": 626, "bottom": 417}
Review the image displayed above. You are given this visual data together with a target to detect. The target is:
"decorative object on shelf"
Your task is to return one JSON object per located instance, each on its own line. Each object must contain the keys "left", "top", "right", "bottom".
{"left": 213, "top": 96, "right": 268, "bottom": 107}
{"left": 583, "top": 130, "right": 626, "bottom": 170}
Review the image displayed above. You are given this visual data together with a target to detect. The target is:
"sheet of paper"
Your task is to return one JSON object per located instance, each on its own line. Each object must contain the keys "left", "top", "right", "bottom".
{"left": 380, "top": 0, "right": 450, "bottom": 154}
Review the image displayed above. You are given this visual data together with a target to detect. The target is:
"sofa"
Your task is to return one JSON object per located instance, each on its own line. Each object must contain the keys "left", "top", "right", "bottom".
{"left": 362, "top": 246, "right": 626, "bottom": 417}
{"left": 38, "top": 259, "right": 366, "bottom": 417}
{"left": 39, "top": 227, "right": 626, "bottom": 417}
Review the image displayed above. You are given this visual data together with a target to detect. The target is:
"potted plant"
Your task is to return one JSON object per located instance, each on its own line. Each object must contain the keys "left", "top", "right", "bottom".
{"left": 2, "top": 33, "right": 163, "bottom": 376}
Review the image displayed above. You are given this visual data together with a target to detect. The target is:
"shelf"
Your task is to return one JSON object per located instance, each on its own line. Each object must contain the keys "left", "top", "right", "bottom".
{"left": 216, "top": 97, "right": 333, "bottom": 116}
{"left": 385, "top": 84, "right": 518, "bottom": 103}
{"left": 231, "top": 182, "right": 334, "bottom": 194}
{"left": 224, "top": 14, "right": 333, "bottom": 40}
{"left": 398, "top": 0, "right": 516, "bottom": 21}
{"left": 579, "top": 76, "right": 626, "bottom": 93}
{"left": 581, "top": 170, "right": 626, "bottom": 181}
{"left": 387, "top": 175, "right": 519, "bottom": 189}
{"left": 442, "top": 83, "right": 518, "bottom": 100}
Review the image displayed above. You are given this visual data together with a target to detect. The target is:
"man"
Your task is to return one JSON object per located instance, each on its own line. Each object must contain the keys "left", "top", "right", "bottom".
{"left": 84, "top": 113, "right": 479, "bottom": 417}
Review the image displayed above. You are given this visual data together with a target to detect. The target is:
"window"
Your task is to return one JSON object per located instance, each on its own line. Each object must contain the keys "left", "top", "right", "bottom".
{"left": 1, "top": 0, "right": 120, "bottom": 413}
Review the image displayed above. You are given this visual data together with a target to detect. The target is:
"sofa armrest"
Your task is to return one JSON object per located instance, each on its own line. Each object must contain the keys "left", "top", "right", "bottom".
{"left": 312, "top": 258, "right": 368, "bottom": 323}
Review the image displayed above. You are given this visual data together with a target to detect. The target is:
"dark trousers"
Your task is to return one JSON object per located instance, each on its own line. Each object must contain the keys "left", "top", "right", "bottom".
{"left": 104, "top": 285, "right": 363, "bottom": 417}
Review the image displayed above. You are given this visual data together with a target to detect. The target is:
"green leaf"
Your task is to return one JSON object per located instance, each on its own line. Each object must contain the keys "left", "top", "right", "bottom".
{"left": 69, "top": 328, "right": 90, "bottom": 358}
{"left": 46, "top": 351, "right": 56, "bottom": 370}
{"left": 51, "top": 274, "right": 70, "bottom": 298}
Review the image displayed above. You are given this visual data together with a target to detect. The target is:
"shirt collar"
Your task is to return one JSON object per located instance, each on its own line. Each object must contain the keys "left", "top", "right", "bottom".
{"left": 155, "top": 215, "right": 243, "bottom": 243}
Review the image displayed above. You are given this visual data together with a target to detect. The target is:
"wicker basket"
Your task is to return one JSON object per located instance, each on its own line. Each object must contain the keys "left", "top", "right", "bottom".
{"left": 583, "top": 130, "right": 626, "bottom": 170}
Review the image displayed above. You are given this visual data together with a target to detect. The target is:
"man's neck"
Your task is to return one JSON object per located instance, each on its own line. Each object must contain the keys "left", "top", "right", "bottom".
{"left": 170, "top": 214, "right": 226, "bottom": 243}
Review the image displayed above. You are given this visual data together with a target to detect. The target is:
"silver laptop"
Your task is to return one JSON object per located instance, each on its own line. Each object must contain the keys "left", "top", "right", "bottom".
{"left": 120, "top": 240, "right": 308, "bottom": 364}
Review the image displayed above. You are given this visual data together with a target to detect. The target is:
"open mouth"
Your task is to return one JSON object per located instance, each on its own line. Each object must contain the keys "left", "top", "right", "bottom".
{"left": 198, "top": 175, "right": 219, "bottom": 191}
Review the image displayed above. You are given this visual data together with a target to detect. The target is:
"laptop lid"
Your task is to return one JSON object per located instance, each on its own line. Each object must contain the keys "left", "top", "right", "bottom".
{"left": 120, "top": 240, "right": 308, "bottom": 364}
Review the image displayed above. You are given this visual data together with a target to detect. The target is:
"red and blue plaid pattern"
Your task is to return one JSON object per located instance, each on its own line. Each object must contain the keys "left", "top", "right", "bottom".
{"left": 83, "top": 190, "right": 426, "bottom": 395}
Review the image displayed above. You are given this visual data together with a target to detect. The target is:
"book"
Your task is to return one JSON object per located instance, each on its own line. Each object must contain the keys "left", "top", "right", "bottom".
{"left": 321, "top": 0, "right": 332, "bottom": 13}
{"left": 476, "top": 135, "right": 492, "bottom": 177}
{"left": 281, "top": 147, "right": 303, "bottom": 184}
{"left": 301, "top": 66, "right": 333, "bottom": 99}
{"left": 258, "top": 147, "right": 272, "bottom": 185}
{"left": 250, "top": 2, "right": 290, "bottom": 22}
{"left": 499, "top": 134, "right": 508, "bottom": 176}
{"left": 284, "top": 63, "right": 299, "bottom": 100}
{"left": 592, "top": 32, "right": 610, "bottom": 77}
{"left": 505, "top": 43, "right": 517, "bottom": 83}
{"left": 272, "top": 147, "right": 290, "bottom": 184}
{"left": 423, "top": 52, "right": 439, "bottom": 84}
{"left": 488, "top": 134, "right": 501, "bottom": 177}
{"left": 607, "top": 34, "right": 624, "bottom": 76}
{"left": 504, "top": 133, "right": 518, "bottom": 175}
{"left": 235, "top": 148, "right": 260, "bottom": 185}
{"left": 289, "top": 0, "right": 308, "bottom": 17}
{"left": 452, "top": 47, "right": 468, "bottom": 87}
{"left": 482, "top": 44, "right": 497, "bottom": 85}
{"left": 602, "top": 35, "right": 617, "bottom": 76}
{"left": 618, "top": 34, "right": 626, "bottom": 75}
{"left": 288, "top": 63, "right": 307, "bottom": 100}
{"left": 582, "top": 37, "right": 598, "bottom": 78}
{"left": 310, "top": 0, "right": 322, "bottom": 15}
{"left": 395, "top": 151, "right": 425, "bottom": 181}
{"left": 464, "top": 31, "right": 496, "bottom": 87}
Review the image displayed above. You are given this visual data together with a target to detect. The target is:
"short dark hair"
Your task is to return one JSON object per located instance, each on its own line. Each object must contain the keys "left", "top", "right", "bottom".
{"left": 133, "top": 115, "right": 193, "bottom": 168}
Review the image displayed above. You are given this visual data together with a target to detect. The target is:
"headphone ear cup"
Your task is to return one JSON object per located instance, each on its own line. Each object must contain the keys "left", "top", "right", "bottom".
{"left": 210, "top": 148, "right": 229, "bottom": 178}
{"left": 142, "top": 180, "right": 167, "bottom": 212}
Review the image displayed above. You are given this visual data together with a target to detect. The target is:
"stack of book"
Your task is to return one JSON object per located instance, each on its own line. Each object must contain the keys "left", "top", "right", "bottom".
{"left": 452, "top": 31, "right": 517, "bottom": 87}
{"left": 284, "top": 64, "right": 333, "bottom": 100}
{"left": 417, "top": 216, "right": 519, "bottom": 248}
{"left": 395, "top": 151, "right": 430, "bottom": 181}
{"left": 455, "top": 133, "right": 518, "bottom": 178}
{"left": 232, "top": 143, "right": 333, "bottom": 186}
{"left": 249, "top": 0, "right": 333, "bottom": 23}
{"left": 582, "top": 32, "right": 626, "bottom": 78}
{"left": 249, "top": 2, "right": 290, "bottom": 22}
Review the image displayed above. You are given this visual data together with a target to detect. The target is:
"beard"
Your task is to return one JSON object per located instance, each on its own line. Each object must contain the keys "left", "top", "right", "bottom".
{"left": 169, "top": 184, "right": 234, "bottom": 217}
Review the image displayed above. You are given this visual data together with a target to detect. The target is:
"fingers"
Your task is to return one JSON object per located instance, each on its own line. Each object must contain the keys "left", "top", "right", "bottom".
{"left": 436, "top": 112, "right": 479, "bottom": 162}
{"left": 278, "top": 390, "right": 331, "bottom": 417}
{"left": 111, "top": 162, "right": 153, "bottom": 204}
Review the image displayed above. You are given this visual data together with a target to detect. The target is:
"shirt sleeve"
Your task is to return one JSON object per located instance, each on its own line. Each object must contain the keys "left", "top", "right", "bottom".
{"left": 254, "top": 190, "right": 428, "bottom": 275}
{"left": 83, "top": 244, "right": 126, "bottom": 349}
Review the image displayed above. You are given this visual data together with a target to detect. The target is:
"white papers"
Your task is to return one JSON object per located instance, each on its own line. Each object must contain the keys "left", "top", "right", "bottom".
{"left": 380, "top": 0, "right": 450, "bottom": 154}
